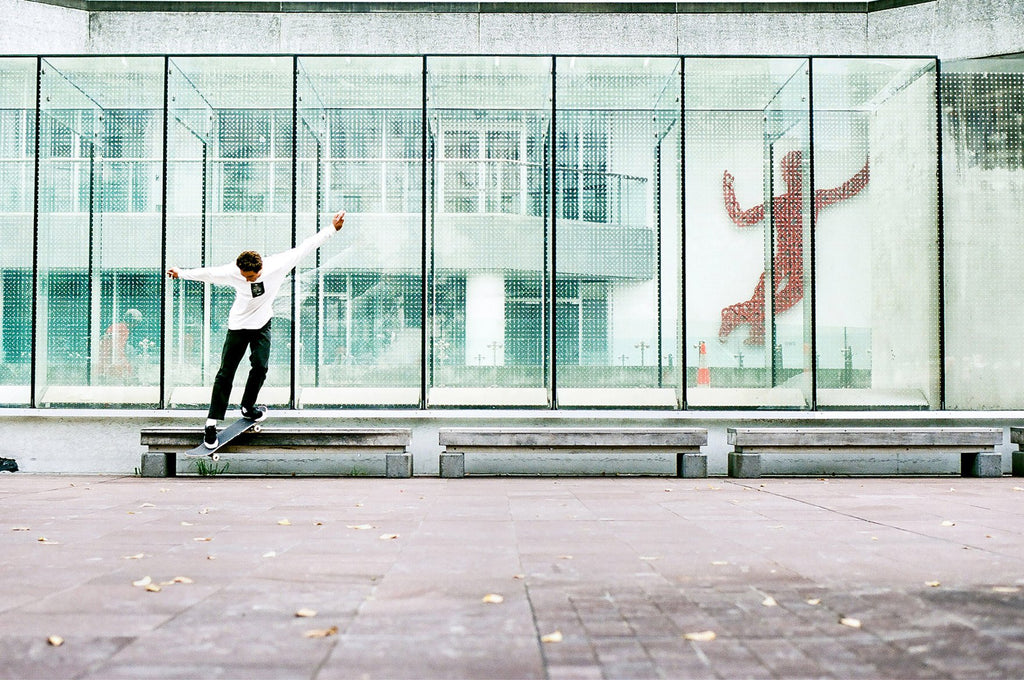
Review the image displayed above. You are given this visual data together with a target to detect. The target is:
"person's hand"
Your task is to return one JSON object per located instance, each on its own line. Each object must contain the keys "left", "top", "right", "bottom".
{"left": 166, "top": 268, "right": 180, "bottom": 279}
{"left": 332, "top": 210, "right": 346, "bottom": 231}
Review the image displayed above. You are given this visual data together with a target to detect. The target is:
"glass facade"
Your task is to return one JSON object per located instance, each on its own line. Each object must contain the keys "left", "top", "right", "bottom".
{"left": 2, "top": 53, "right": 1018, "bottom": 411}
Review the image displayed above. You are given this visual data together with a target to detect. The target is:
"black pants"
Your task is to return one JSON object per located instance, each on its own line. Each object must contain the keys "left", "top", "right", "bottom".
{"left": 208, "top": 321, "right": 271, "bottom": 420}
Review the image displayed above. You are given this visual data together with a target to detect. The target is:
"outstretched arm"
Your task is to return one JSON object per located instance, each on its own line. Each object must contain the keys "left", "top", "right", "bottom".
{"left": 723, "top": 170, "right": 765, "bottom": 227}
{"left": 815, "top": 159, "right": 869, "bottom": 210}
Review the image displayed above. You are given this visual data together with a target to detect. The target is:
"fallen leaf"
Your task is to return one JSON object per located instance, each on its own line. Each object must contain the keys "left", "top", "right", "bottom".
{"left": 925, "top": 580, "right": 941, "bottom": 588}
{"left": 558, "top": 555, "right": 573, "bottom": 560}
{"left": 683, "top": 630, "right": 717, "bottom": 642}
{"left": 263, "top": 551, "right": 277, "bottom": 558}
{"left": 295, "top": 608, "right": 317, "bottom": 618}
{"left": 346, "top": 524, "right": 374, "bottom": 530}
{"left": 193, "top": 537, "right": 212, "bottom": 542}
{"left": 711, "top": 560, "right": 729, "bottom": 566}
{"left": 839, "top": 617, "right": 862, "bottom": 629}
{"left": 378, "top": 533, "right": 399, "bottom": 541}
{"left": 139, "top": 503, "right": 156, "bottom": 508}
{"left": 481, "top": 594, "right": 504, "bottom": 604}
{"left": 761, "top": 596, "right": 778, "bottom": 607}
{"left": 941, "top": 521, "right": 956, "bottom": 527}
{"left": 172, "top": 576, "right": 193, "bottom": 584}
{"left": 1012, "top": 487, "right": 1023, "bottom": 492}
{"left": 314, "top": 521, "right": 324, "bottom": 526}
{"left": 123, "top": 553, "right": 145, "bottom": 560}
{"left": 512, "top": 574, "right": 525, "bottom": 580}
{"left": 992, "top": 586, "right": 1021, "bottom": 594}
{"left": 145, "top": 584, "right": 162, "bottom": 593}
{"left": 806, "top": 598, "right": 822, "bottom": 606}
{"left": 277, "top": 519, "right": 291, "bottom": 526}
{"left": 180, "top": 521, "right": 193, "bottom": 526}
{"left": 12, "top": 527, "right": 30, "bottom": 531}
{"left": 47, "top": 636, "right": 64, "bottom": 647}
{"left": 540, "top": 630, "right": 563, "bottom": 643}
{"left": 639, "top": 556, "right": 660, "bottom": 561}
{"left": 132, "top": 576, "right": 152, "bottom": 587}
{"left": 37, "top": 537, "right": 58, "bottom": 544}
{"left": 199, "top": 508, "right": 210, "bottom": 514}
{"left": 303, "top": 626, "right": 338, "bottom": 638}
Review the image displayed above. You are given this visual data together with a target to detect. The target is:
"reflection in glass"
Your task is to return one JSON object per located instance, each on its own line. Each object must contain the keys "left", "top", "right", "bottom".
{"left": 0, "top": 59, "right": 35, "bottom": 406}
{"left": 555, "top": 57, "right": 682, "bottom": 408}
{"left": 813, "top": 58, "right": 939, "bottom": 409}
{"left": 296, "top": 57, "right": 422, "bottom": 407}
{"left": 685, "top": 58, "right": 811, "bottom": 408}
{"left": 35, "top": 57, "right": 164, "bottom": 407}
{"left": 164, "top": 57, "right": 293, "bottom": 410}
{"left": 426, "top": 57, "right": 552, "bottom": 407}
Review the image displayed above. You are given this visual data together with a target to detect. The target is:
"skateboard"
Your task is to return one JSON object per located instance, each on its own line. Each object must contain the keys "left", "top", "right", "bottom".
{"left": 184, "top": 417, "right": 263, "bottom": 461}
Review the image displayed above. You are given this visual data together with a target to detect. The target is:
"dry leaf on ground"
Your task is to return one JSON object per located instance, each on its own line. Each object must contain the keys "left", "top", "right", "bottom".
{"left": 47, "top": 636, "right": 64, "bottom": 647}
{"left": 379, "top": 533, "right": 399, "bottom": 540}
{"left": 295, "top": 608, "right": 317, "bottom": 618}
{"left": 482, "top": 594, "right": 504, "bottom": 604}
{"left": 132, "top": 576, "right": 152, "bottom": 587}
{"left": 761, "top": 596, "right": 778, "bottom": 607}
{"left": 683, "top": 630, "right": 717, "bottom": 642}
{"left": 303, "top": 626, "right": 338, "bottom": 638}
{"left": 277, "top": 519, "right": 291, "bottom": 526}
{"left": 839, "top": 617, "right": 862, "bottom": 629}
{"left": 540, "top": 631, "right": 563, "bottom": 643}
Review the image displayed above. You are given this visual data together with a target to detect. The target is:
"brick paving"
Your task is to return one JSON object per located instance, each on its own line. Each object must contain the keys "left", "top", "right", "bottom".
{"left": 1, "top": 475, "right": 1022, "bottom": 679}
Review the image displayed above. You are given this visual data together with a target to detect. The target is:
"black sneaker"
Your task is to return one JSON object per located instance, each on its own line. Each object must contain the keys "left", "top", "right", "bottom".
{"left": 240, "top": 405, "right": 267, "bottom": 422}
{"left": 204, "top": 425, "right": 219, "bottom": 449}
{"left": 0, "top": 457, "right": 17, "bottom": 473}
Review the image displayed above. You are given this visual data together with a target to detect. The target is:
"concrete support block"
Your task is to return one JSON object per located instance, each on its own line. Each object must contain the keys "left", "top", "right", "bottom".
{"left": 728, "top": 451, "right": 761, "bottom": 478}
{"left": 677, "top": 453, "right": 707, "bottom": 478}
{"left": 1014, "top": 451, "right": 1024, "bottom": 477}
{"left": 962, "top": 451, "right": 1002, "bottom": 478}
{"left": 439, "top": 452, "right": 465, "bottom": 478}
{"left": 385, "top": 452, "right": 412, "bottom": 478}
{"left": 140, "top": 452, "right": 174, "bottom": 478}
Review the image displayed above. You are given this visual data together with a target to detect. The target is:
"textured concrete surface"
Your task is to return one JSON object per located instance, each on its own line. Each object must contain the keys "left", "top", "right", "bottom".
{"left": 2, "top": 475, "right": 1023, "bottom": 679}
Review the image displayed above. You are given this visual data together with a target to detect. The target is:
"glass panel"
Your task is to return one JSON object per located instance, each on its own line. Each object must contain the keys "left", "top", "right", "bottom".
{"left": 813, "top": 58, "right": 939, "bottom": 409}
{"left": 297, "top": 56, "right": 423, "bottom": 408}
{"left": 0, "top": 58, "right": 35, "bottom": 406}
{"left": 685, "top": 58, "right": 811, "bottom": 409}
{"left": 35, "top": 57, "right": 164, "bottom": 407}
{"left": 942, "top": 56, "right": 1024, "bottom": 409}
{"left": 426, "top": 56, "right": 552, "bottom": 407}
{"left": 554, "top": 57, "right": 682, "bottom": 408}
{"left": 164, "top": 57, "right": 293, "bottom": 410}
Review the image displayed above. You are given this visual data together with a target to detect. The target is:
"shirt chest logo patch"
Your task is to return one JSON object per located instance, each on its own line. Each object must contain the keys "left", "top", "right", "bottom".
{"left": 250, "top": 281, "right": 265, "bottom": 298}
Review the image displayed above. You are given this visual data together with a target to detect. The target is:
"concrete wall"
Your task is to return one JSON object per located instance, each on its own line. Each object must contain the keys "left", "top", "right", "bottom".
{"left": 4, "top": 1, "right": 1024, "bottom": 60}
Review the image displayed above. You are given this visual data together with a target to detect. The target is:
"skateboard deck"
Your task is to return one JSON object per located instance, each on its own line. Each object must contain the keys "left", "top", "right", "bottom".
{"left": 184, "top": 417, "right": 263, "bottom": 461}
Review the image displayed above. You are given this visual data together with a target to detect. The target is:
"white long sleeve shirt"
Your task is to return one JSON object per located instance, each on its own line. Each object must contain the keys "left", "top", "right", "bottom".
{"left": 176, "top": 227, "right": 338, "bottom": 330}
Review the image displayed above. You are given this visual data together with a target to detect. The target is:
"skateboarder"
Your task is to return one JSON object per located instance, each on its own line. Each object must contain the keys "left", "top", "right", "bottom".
{"left": 167, "top": 210, "right": 346, "bottom": 448}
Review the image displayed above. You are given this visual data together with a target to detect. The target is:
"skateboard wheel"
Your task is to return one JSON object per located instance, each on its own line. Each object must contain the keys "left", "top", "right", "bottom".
{"left": 211, "top": 453, "right": 220, "bottom": 461}
{"left": 252, "top": 424, "right": 262, "bottom": 433}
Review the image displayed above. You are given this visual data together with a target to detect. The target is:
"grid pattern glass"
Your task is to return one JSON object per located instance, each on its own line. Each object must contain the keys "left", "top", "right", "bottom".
{"left": 426, "top": 57, "right": 552, "bottom": 407}
{"left": 554, "top": 57, "right": 682, "bottom": 408}
{"left": 35, "top": 57, "right": 164, "bottom": 407}
{"left": 164, "top": 57, "right": 293, "bottom": 410}
{"left": 684, "top": 58, "right": 812, "bottom": 409}
{"left": 297, "top": 57, "right": 423, "bottom": 408}
{"left": 942, "top": 56, "right": 1024, "bottom": 409}
{"left": 814, "top": 58, "right": 939, "bottom": 409}
{"left": 0, "top": 58, "right": 35, "bottom": 406}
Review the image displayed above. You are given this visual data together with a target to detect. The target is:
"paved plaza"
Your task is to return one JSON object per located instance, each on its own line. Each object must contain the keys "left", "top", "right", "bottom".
{"left": 1, "top": 474, "right": 1023, "bottom": 679}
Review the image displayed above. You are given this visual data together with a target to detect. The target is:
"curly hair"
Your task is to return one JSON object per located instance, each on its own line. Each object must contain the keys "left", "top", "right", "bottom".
{"left": 236, "top": 251, "right": 263, "bottom": 273}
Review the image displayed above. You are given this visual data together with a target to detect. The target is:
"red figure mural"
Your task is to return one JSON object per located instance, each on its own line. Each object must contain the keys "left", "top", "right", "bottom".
{"left": 718, "top": 150, "right": 870, "bottom": 345}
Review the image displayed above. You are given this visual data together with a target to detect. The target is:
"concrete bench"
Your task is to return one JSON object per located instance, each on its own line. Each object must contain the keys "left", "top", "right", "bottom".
{"left": 1005, "top": 428, "right": 1024, "bottom": 476}
{"left": 437, "top": 427, "right": 708, "bottom": 478}
{"left": 139, "top": 427, "right": 413, "bottom": 478}
{"left": 727, "top": 427, "right": 1003, "bottom": 478}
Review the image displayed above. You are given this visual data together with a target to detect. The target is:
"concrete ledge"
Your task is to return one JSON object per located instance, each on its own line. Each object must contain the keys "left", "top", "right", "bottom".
{"left": 728, "top": 427, "right": 1004, "bottom": 478}
{"left": 438, "top": 427, "right": 708, "bottom": 478}
{"left": 139, "top": 426, "right": 412, "bottom": 477}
